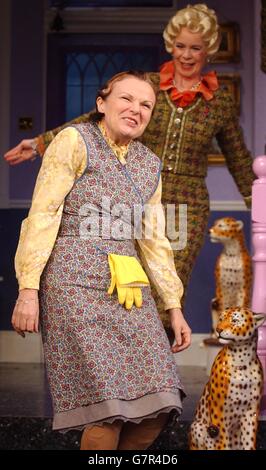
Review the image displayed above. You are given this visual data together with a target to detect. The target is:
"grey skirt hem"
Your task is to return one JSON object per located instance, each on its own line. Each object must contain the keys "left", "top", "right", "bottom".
{"left": 53, "top": 390, "right": 183, "bottom": 433}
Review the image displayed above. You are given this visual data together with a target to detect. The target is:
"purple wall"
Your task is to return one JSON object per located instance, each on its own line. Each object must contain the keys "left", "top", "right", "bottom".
{"left": 9, "top": 0, "right": 44, "bottom": 200}
{"left": 8, "top": 0, "right": 258, "bottom": 201}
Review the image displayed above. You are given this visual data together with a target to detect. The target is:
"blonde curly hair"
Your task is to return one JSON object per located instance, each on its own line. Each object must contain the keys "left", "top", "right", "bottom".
{"left": 163, "top": 3, "right": 221, "bottom": 58}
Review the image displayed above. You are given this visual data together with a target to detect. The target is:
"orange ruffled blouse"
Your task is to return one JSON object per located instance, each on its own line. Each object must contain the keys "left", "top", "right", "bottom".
{"left": 159, "top": 60, "right": 219, "bottom": 108}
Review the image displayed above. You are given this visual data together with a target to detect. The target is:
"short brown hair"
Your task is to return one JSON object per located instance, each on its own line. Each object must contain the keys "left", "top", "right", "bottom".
{"left": 91, "top": 70, "right": 158, "bottom": 121}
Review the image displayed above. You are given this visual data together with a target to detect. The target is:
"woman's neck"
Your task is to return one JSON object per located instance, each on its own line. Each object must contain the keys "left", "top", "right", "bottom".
{"left": 173, "top": 74, "right": 202, "bottom": 92}
{"left": 99, "top": 120, "right": 130, "bottom": 147}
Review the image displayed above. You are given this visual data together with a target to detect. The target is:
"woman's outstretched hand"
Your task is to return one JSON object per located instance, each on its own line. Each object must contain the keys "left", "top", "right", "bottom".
{"left": 4, "top": 139, "right": 37, "bottom": 165}
{"left": 11, "top": 289, "right": 39, "bottom": 337}
{"left": 168, "top": 308, "right": 192, "bottom": 353}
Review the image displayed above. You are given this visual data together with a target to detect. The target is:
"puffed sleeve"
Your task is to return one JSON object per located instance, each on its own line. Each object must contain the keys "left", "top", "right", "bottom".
{"left": 216, "top": 92, "right": 255, "bottom": 207}
{"left": 15, "top": 127, "right": 87, "bottom": 290}
{"left": 136, "top": 177, "right": 184, "bottom": 310}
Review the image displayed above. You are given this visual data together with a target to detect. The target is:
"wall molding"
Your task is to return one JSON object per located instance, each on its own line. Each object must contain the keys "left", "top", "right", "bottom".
{"left": 8, "top": 199, "right": 31, "bottom": 209}
{"left": 45, "top": 6, "right": 176, "bottom": 34}
{"left": 209, "top": 200, "right": 248, "bottom": 211}
{"left": 0, "top": 331, "right": 44, "bottom": 363}
{"left": 6, "top": 199, "right": 248, "bottom": 211}
{"left": 176, "top": 333, "right": 212, "bottom": 368}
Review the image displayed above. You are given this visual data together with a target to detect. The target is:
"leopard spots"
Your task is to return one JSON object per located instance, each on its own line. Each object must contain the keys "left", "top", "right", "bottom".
{"left": 189, "top": 307, "right": 265, "bottom": 450}
{"left": 209, "top": 217, "right": 252, "bottom": 334}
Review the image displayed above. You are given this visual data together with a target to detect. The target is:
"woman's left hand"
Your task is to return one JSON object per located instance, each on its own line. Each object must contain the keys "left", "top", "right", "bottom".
{"left": 4, "top": 139, "right": 37, "bottom": 165}
{"left": 167, "top": 308, "right": 192, "bottom": 353}
{"left": 11, "top": 289, "right": 39, "bottom": 337}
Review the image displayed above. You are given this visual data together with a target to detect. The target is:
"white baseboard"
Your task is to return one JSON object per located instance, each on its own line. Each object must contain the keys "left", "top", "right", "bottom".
{"left": 0, "top": 331, "right": 44, "bottom": 363}
{"left": 7, "top": 200, "right": 248, "bottom": 211}
{"left": 174, "top": 334, "right": 210, "bottom": 367}
{"left": 0, "top": 331, "right": 211, "bottom": 366}
{"left": 209, "top": 200, "right": 247, "bottom": 211}
{"left": 9, "top": 199, "right": 31, "bottom": 209}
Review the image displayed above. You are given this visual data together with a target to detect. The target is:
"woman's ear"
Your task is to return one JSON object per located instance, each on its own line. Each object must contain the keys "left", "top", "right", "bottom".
{"left": 96, "top": 96, "right": 105, "bottom": 114}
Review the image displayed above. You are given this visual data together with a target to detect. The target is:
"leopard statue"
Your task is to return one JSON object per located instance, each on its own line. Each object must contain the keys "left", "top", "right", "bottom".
{"left": 190, "top": 307, "right": 265, "bottom": 450}
{"left": 209, "top": 217, "right": 252, "bottom": 335}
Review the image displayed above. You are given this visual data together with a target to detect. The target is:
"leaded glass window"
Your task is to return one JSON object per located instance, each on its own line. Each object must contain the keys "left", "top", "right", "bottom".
{"left": 66, "top": 48, "right": 158, "bottom": 120}
{"left": 47, "top": 33, "right": 166, "bottom": 127}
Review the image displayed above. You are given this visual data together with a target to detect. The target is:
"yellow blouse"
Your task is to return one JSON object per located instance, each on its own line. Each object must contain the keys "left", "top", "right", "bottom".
{"left": 15, "top": 126, "right": 183, "bottom": 310}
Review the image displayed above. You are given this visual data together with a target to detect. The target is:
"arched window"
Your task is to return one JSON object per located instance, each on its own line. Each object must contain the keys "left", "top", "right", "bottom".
{"left": 66, "top": 49, "right": 157, "bottom": 120}
{"left": 47, "top": 34, "right": 166, "bottom": 127}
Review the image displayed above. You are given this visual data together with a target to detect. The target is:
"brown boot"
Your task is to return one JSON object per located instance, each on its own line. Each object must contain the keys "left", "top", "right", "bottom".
{"left": 118, "top": 414, "right": 168, "bottom": 450}
{"left": 80, "top": 420, "right": 123, "bottom": 450}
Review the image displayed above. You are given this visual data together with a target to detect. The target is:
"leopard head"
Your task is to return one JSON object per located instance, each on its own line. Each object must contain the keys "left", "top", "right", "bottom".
{"left": 216, "top": 307, "right": 265, "bottom": 344}
{"left": 209, "top": 217, "right": 244, "bottom": 244}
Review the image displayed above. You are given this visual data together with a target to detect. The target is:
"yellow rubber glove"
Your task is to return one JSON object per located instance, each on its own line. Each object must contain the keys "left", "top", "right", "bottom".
{"left": 107, "top": 254, "right": 149, "bottom": 310}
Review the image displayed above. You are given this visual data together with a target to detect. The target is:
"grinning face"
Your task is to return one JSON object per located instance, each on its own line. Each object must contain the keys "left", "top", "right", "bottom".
{"left": 172, "top": 27, "right": 208, "bottom": 81}
{"left": 96, "top": 76, "right": 156, "bottom": 145}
